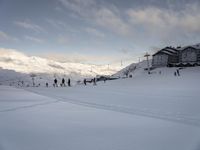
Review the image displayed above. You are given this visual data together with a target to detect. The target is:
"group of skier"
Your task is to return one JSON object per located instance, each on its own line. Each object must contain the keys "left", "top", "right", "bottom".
{"left": 83, "top": 78, "right": 97, "bottom": 86}
{"left": 174, "top": 69, "right": 180, "bottom": 76}
{"left": 46, "top": 78, "right": 71, "bottom": 88}
{"left": 43, "top": 78, "right": 100, "bottom": 87}
{"left": 47, "top": 77, "right": 98, "bottom": 88}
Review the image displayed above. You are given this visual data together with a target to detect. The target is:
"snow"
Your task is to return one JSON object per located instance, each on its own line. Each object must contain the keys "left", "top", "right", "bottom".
{"left": 0, "top": 48, "right": 122, "bottom": 77}
{"left": 0, "top": 64, "right": 200, "bottom": 150}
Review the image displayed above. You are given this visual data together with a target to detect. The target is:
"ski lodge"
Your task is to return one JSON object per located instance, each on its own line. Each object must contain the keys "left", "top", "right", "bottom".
{"left": 152, "top": 44, "right": 200, "bottom": 67}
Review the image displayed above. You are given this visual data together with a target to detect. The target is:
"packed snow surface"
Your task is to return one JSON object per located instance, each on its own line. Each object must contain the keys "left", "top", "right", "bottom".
{"left": 0, "top": 66, "right": 200, "bottom": 150}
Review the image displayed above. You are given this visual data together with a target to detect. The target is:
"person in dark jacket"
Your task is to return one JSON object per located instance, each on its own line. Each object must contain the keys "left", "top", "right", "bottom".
{"left": 174, "top": 72, "right": 177, "bottom": 76}
{"left": 62, "top": 78, "right": 65, "bottom": 87}
{"left": 177, "top": 69, "right": 180, "bottom": 76}
{"left": 68, "top": 78, "right": 71, "bottom": 87}
{"left": 83, "top": 79, "right": 87, "bottom": 85}
{"left": 93, "top": 78, "right": 97, "bottom": 85}
{"left": 54, "top": 78, "right": 58, "bottom": 87}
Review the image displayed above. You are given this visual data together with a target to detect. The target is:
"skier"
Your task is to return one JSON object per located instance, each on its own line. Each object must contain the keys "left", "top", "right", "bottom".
{"left": 62, "top": 78, "right": 65, "bottom": 87}
{"left": 68, "top": 78, "right": 71, "bottom": 87}
{"left": 54, "top": 78, "right": 58, "bottom": 87}
{"left": 46, "top": 82, "right": 48, "bottom": 87}
{"left": 174, "top": 72, "right": 177, "bottom": 76}
{"left": 93, "top": 78, "right": 97, "bottom": 86}
{"left": 177, "top": 69, "right": 180, "bottom": 76}
{"left": 83, "top": 79, "right": 87, "bottom": 85}
{"left": 21, "top": 81, "right": 24, "bottom": 87}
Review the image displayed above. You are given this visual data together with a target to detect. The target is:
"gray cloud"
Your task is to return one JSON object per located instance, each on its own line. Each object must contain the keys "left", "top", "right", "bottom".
{"left": 25, "top": 36, "right": 45, "bottom": 43}
{"left": 14, "top": 20, "right": 45, "bottom": 33}
{"left": 0, "top": 57, "right": 14, "bottom": 63}
{"left": 85, "top": 27, "right": 105, "bottom": 38}
{"left": 46, "top": 19, "right": 67, "bottom": 29}
{"left": 58, "top": 0, "right": 132, "bottom": 36}
{"left": 127, "top": 4, "right": 200, "bottom": 42}
{"left": 48, "top": 63, "right": 65, "bottom": 69}
{"left": 0, "top": 31, "right": 18, "bottom": 42}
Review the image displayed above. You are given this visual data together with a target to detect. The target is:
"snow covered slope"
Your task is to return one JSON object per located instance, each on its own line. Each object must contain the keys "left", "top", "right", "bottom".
{"left": 1, "top": 54, "right": 200, "bottom": 150}
{"left": 0, "top": 48, "right": 122, "bottom": 77}
{"left": 0, "top": 66, "right": 200, "bottom": 150}
{"left": 114, "top": 60, "right": 151, "bottom": 78}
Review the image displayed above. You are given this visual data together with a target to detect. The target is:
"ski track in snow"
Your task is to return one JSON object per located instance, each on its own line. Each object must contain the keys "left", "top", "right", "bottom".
{"left": 0, "top": 100, "right": 59, "bottom": 113}
{"left": 24, "top": 88, "right": 200, "bottom": 128}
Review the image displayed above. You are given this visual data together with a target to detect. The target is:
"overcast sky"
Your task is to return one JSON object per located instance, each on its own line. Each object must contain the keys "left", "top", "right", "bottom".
{"left": 1, "top": 0, "right": 200, "bottom": 65}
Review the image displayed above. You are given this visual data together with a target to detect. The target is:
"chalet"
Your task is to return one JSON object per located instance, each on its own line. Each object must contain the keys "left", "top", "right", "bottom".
{"left": 152, "top": 47, "right": 179, "bottom": 67}
{"left": 178, "top": 45, "right": 200, "bottom": 66}
{"left": 152, "top": 43, "right": 200, "bottom": 67}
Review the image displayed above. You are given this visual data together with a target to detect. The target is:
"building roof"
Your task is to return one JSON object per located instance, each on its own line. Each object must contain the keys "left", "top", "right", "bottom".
{"left": 176, "top": 43, "right": 200, "bottom": 51}
{"left": 153, "top": 43, "right": 200, "bottom": 56}
{"left": 153, "top": 47, "right": 178, "bottom": 56}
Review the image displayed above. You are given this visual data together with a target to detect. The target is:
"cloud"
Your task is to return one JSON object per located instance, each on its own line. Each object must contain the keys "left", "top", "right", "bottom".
{"left": 85, "top": 27, "right": 104, "bottom": 38}
{"left": 0, "top": 48, "right": 27, "bottom": 66}
{"left": 58, "top": 0, "right": 131, "bottom": 36}
{"left": 46, "top": 19, "right": 67, "bottom": 29}
{"left": 57, "top": 35, "right": 70, "bottom": 44}
{"left": 127, "top": 4, "right": 200, "bottom": 38}
{"left": 25, "top": 36, "right": 44, "bottom": 43}
{"left": 43, "top": 52, "right": 123, "bottom": 64}
{"left": 58, "top": 0, "right": 95, "bottom": 16}
{"left": 94, "top": 7, "right": 131, "bottom": 36}
{"left": 14, "top": 20, "right": 45, "bottom": 33}
{"left": 0, "top": 31, "right": 18, "bottom": 42}
{"left": 48, "top": 63, "right": 65, "bottom": 69}
{"left": 0, "top": 48, "right": 123, "bottom": 75}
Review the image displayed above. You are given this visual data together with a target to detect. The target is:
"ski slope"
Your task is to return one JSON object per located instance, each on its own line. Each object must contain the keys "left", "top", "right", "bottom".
{"left": 0, "top": 66, "right": 200, "bottom": 150}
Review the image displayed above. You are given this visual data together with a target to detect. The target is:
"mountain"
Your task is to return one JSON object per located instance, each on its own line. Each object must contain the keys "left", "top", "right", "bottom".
{"left": 0, "top": 48, "right": 122, "bottom": 78}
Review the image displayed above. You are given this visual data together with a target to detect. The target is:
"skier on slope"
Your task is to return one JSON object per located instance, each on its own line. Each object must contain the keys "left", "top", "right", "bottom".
{"left": 177, "top": 69, "right": 180, "bottom": 76}
{"left": 62, "top": 78, "right": 65, "bottom": 87}
{"left": 68, "top": 78, "right": 71, "bottom": 87}
{"left": 83, "top": 79, "right": 87, "bottom": 85}
{"left": 54, "top": 78, "right": 58, "bottom": 87}
{"left": 93, "top": 78, "right": 97, "bottom": 86}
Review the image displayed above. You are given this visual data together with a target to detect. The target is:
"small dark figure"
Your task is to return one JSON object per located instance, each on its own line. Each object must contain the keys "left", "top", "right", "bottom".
{"left": 46, "top": 82, "right": 48, "bottom": 87}
{"left": 68, "top": 78, "right": 71, "bottom": 87}
{"left": 104, "top": 78, "right": 106, "bottom": 83}
{"left": 159, "top": 70, "right": 161, "bottom": 74}
{"left": 83, "top": 79, "right": 87, "bottom": 85}
{"left": 62, "top": 78, "right": 65, "bottom": 87}
{"left": 54, "top": 78, "right": 58, "bottom": 87}
{"left": 125, "top": 72, "right": 128, "bottom": 78}
{"left": 174, "top": 72, "right": 177, "bottom": 76}
{"left": 177, "top": 69, "right": 180, "bottom": 76}
{"left": 93, "top": 78, "right": 97, "bottom": 86}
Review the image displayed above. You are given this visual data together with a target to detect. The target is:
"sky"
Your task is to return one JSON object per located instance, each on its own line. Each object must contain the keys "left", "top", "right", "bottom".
{"left": 1, "top": 0, "right": 200, "bottom": 65}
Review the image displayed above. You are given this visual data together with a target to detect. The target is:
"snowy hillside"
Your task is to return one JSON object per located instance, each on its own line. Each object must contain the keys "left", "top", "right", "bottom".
{"left": 114, "top": 60, "right": 151, "bottom": 78}
{"left": 0, "top": 65, "right": 200, "bottom": 150}
{"left": 0, "top": 48, "right": 122, "bottom": 77}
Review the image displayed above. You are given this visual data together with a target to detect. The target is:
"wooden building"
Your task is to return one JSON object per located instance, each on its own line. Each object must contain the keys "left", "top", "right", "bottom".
{"left": 179, "top": 45, "right": 200, "bottom": 65}
{"left": 152, "top": 44, "right": 200, "bottom": 67}
{"left": 152, "top": 47, "right": 179, "bottom": 67}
